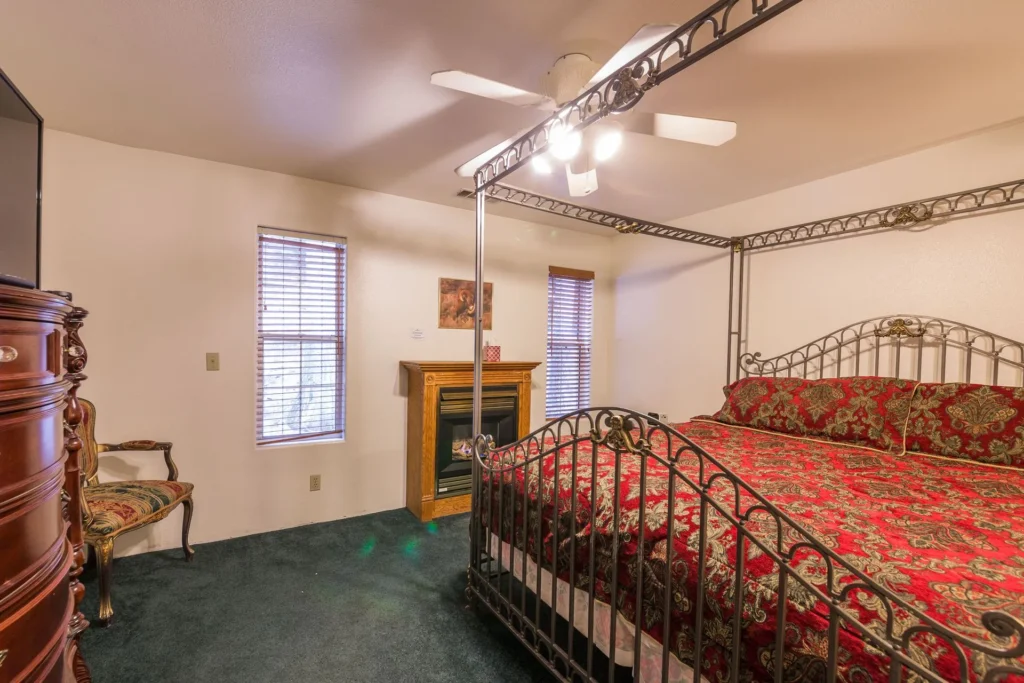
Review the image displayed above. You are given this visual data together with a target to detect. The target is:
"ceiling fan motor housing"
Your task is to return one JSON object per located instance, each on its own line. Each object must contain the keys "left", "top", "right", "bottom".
{"left": 541, "top": 54, "right": 600, "bottom": 106}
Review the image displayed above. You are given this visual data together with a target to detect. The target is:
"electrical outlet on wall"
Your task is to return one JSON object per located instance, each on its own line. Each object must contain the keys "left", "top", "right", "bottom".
{"left": 647, "top": 411, "right": 668, "bottom": 422}
{"left": 205, "top": 352, "right": 220, "bottom": 371}
{"left": 309, "top": 474, "right": 321, "bottom": 492}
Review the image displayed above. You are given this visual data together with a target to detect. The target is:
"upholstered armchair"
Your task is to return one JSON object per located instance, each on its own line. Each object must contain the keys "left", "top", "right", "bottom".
{"left": 79, "top": 399, "right": 195, "bottom": 626}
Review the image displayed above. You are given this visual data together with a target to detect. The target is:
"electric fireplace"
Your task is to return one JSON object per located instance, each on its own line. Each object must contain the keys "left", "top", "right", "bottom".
{"left": 401, "top": 360, "right": 540, "bottom": 521}
{"left": 435, "top": 385, "right": 517, "bottom": 498}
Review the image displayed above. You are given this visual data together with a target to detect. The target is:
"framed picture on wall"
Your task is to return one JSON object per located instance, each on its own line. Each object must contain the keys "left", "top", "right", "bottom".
{"left": 438, "top": 277, "right": 492, "bottom": 330}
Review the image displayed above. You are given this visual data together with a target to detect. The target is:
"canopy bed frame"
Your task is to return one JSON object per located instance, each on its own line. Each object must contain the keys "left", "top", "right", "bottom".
{"left": 463, "top": 1, "right": 1024, "bottom": 681}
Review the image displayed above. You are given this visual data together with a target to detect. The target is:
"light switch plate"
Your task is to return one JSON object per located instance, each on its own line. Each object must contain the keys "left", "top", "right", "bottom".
{"left": 206, "top": 352, "right": 220, "bottom": 371}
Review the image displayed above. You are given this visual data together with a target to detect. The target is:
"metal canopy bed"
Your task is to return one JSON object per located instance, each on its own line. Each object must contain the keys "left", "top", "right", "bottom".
{"left": 462, "top": 1, "right": 1024, "bottom": 681}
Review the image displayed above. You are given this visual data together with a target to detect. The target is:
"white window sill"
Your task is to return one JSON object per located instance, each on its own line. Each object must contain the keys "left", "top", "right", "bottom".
{"left": 257, "top": 436, "right": 346, "bottom": 451}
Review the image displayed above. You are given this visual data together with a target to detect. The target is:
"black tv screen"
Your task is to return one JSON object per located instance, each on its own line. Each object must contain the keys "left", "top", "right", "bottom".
{"left": 0, "top": 68, "right": 42, "bottom": 289}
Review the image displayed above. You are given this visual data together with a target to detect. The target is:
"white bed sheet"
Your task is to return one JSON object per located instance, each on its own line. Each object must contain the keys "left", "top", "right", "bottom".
{"left": 486, "top": 533, "right": 708, "bottom": 683}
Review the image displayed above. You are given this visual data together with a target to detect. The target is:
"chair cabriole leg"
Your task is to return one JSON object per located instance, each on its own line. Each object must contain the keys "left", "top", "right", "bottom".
{"left": 94, "top": 539, "right": 115, "bottom": 626}
{"left": 181, "top": 497, "right": 195, "bottom": 562}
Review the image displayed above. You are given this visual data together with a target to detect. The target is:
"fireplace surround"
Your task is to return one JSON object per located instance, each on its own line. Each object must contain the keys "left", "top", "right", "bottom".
{"left": 401, "top": 361, "right": 540, "bottom": 521}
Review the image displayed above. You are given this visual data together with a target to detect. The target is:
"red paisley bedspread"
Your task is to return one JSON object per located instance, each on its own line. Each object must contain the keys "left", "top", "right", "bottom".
{"left": 479, "top": 420, "right": 1024, "bottom": 682}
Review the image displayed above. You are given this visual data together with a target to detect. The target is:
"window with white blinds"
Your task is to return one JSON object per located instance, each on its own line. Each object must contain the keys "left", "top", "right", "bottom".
{"left": 257, "top": 228, "right": 347, "bottom": 445}
{"left": 546, "top": 266, "right": 594, "bottom": 418}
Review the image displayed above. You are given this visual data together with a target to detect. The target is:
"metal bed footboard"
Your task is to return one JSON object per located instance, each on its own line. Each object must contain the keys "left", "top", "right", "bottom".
{"left": 466, "top": 408, "right": 1024, "bottom": 683}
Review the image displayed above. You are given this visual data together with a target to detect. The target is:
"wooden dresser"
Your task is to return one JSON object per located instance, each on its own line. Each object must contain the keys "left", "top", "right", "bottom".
{"left": 0, "top": 285, "right": 90, "bottom": 682}
{"left": 401, "top": 361, "right": 540, "bottom": 522}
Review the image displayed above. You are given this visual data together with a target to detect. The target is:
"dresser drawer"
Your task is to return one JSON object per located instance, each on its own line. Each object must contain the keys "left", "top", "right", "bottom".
{"left": 0, "top": 555, "right": 73, "bottom": 683}
{"left": 0, "top": 396, "right": 66, "bottom": 492}
{"left": 0, "top": 319, "right": 63, "bottom": 389}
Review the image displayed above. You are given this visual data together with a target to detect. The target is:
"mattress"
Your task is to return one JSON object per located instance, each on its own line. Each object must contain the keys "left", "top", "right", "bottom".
{"left": 477, "top": 419, "right": 1024, "bottom": 682}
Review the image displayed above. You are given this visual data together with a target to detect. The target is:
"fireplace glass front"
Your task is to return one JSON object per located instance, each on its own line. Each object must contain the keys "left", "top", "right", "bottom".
{"left": 435, "top": 385, "right": 518, "bottom": 498}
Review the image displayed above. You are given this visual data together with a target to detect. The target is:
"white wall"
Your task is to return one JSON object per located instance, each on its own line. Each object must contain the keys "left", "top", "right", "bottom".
{"left": 612, "top": 236, "right": 731, "bottom": 421}
{"left": 614, "top": 120, "right": 1024, "bottom": 421}
{"left": 41, "top": 131, "right": 615, "bottom": 555}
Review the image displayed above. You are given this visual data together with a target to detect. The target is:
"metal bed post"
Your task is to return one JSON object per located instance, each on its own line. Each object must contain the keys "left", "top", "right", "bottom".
{"left": 726, "top": 245, "right": 733, "bottom": 383}
{"left": 726, "top": 241, "right": 737, "bottom": 383}
{"left": 734, "top": 241, "right": 745, "bottom": 383}
{"left": 473, "top": 189, "right": 485, "bottom": 438}
{"left": 468, "top": 183, "right": 486, "bottom": 602}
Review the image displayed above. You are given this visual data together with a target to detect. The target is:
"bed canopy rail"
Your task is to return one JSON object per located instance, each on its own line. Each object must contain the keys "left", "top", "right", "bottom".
{"left": 466, "top": 177, "right": 1024, "bottom": 253}
{"left": 476, "top": 184, "right": 733, "bottom": 248}
{"left": 738, "top": 315, "right": 1024, "bottom": 386}
{"left": 740, "top": 179, "right": 1024, "bottom": 251}
{"left": 472, "top": 0, "right": 806, "bottom": 191}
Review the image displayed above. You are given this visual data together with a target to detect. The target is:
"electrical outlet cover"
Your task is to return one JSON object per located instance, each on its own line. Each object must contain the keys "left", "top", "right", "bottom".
{"left": 310, "top": 474, "right": 321, "bottom": 491}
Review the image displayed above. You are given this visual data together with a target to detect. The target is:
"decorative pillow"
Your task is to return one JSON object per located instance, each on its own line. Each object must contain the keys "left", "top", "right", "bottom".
{"left": 905, "top": 383, "right": 1024, "bottom": 469}
{"left": 709, "top": 376, "right": 918, "bottom": 454}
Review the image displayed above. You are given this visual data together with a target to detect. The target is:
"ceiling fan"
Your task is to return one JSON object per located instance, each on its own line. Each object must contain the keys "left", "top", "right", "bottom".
{"left": 431, "top": 24, "right": 737, "bottom": 197}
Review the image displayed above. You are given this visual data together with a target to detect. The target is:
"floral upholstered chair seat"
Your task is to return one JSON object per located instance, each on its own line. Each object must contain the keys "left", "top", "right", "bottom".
{"left": 85, "top": 480, "right": 194, "bottom": 536}
{"left": 79, "top": 401, "right": 195, "bottom": 626}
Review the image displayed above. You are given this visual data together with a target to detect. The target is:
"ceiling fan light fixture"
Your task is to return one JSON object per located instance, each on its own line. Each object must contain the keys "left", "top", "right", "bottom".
{"left": 531, "top": 155, "right": 553, "bottom": 174}
{"left": 549, "top": 126, "right": 582, "bottom": 161}
{"left": 593, "top": 126, "right": 623, "bottom": 162}
{"left": 565, "top": 165, "right": 598, "bottom": 197}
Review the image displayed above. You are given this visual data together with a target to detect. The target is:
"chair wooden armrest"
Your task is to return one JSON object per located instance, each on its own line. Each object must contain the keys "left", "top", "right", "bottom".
{"left": 96, "top": 440, "right": 178, "bottom": 481}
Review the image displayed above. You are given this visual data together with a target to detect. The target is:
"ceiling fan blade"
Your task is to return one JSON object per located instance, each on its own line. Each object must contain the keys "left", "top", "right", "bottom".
{"left": 586, "top": 24, "right": 680, "bottom": 89}
{"left": 627, "top": 113, "right": 737, "bottom": 146}
{"left": 454, "top": 127, "right": 534, "bottom": 177}
{"left": 565, "top": 164, "right": 599, "bottom": 197}
{"left": 431, "top": 70, "right": 556, "bottom": 110}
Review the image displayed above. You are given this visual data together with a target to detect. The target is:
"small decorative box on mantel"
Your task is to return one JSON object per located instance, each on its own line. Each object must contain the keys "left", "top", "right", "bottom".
{"left": 484, "top": 344, "right": 501, "bottom": 362}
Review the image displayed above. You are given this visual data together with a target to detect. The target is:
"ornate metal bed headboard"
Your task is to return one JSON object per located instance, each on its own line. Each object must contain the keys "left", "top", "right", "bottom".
{"left": 739, "top": 315, "right": 1024, "bottom": 387}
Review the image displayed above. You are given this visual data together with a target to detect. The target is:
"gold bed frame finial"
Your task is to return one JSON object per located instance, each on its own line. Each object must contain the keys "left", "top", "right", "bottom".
{"left": 879, "top": 204, "right": 933, "bottom": 228}
{"left": 592, "top": 414, "right": 649, "bottom": 454}
{"left": 875, "top": 318, "right": 925, "bottom": 338}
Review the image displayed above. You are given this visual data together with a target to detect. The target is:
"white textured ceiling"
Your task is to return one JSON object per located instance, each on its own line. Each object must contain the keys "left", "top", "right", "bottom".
{"left": 2, "top": 0, "right": 1023, "bottom": 230}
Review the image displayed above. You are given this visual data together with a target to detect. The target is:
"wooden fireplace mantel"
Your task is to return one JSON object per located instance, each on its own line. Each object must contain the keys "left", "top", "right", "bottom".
{"left": 400, "top": 361, "right": 542, "bottom": 375}
{"left": 401, "top": 360, "right": 541, "bottom": 521}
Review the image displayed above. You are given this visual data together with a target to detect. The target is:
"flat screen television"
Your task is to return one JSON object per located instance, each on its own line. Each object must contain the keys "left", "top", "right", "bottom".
{"left": 0, "top": 67, "right": 42, "bottom": 289}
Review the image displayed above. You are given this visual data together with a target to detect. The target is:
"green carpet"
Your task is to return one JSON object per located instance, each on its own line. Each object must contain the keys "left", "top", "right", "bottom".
{"left": 80, "top": 509, "right": 556, "bottom": 682}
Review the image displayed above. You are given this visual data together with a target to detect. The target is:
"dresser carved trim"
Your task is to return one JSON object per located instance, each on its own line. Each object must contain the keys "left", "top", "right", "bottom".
{"left": 0, "top": 284, "right": 90, "bottom": 682}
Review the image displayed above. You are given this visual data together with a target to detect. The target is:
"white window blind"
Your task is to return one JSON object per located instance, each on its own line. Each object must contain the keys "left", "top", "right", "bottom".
{"left": 546, "top": 266, "right": 594, "bottom": 418}
{"left": 257, "top": 228, "right": 346, "bottom": 444}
